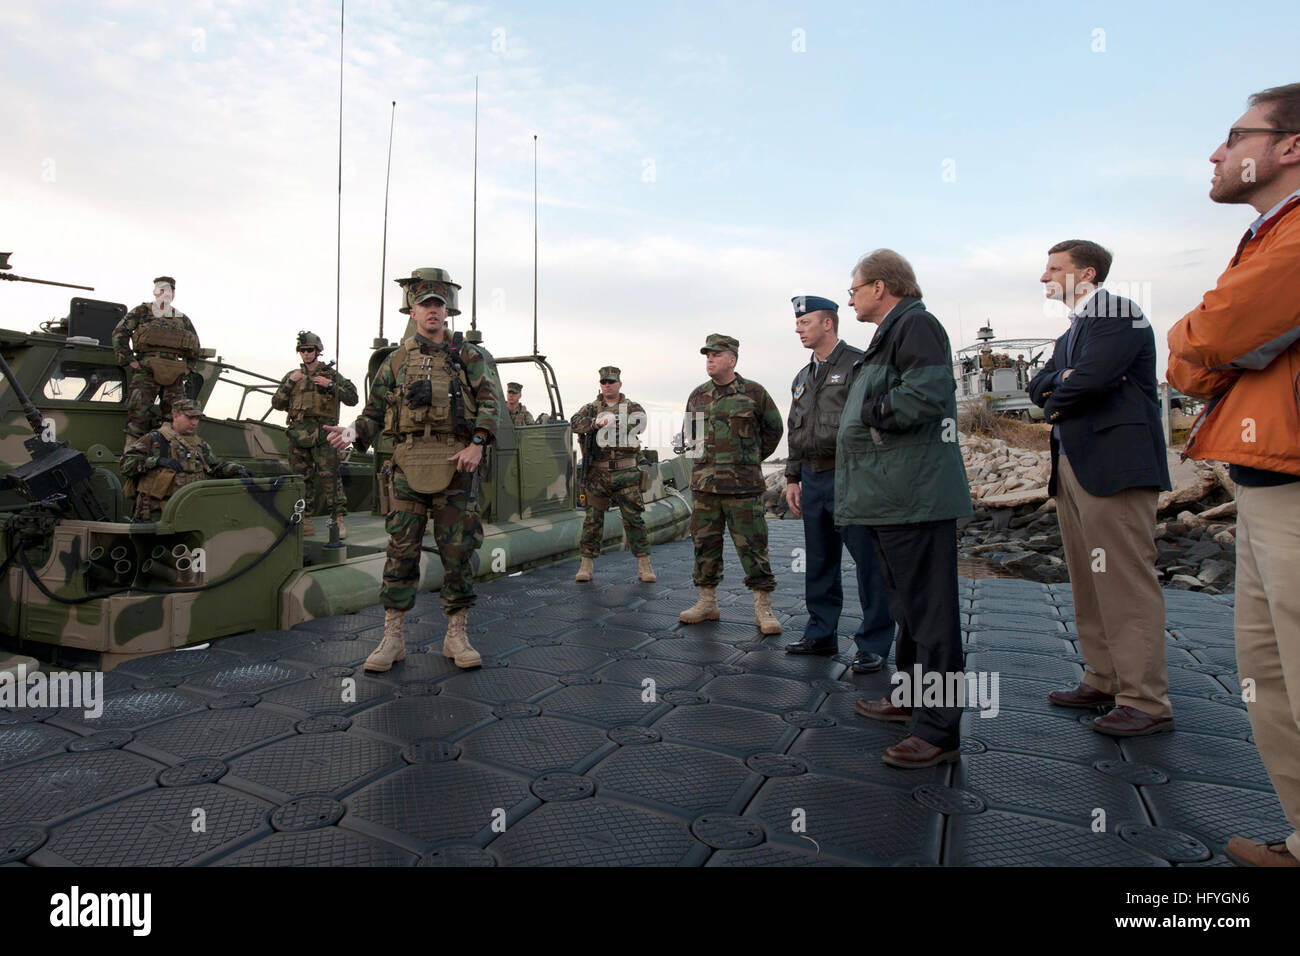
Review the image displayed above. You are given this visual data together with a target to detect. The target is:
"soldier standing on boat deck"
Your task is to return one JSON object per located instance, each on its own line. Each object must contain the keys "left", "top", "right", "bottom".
{"left": 326, "top": 267, "right": 502, "bottom": 673}
{"left": 271, "top": 331, "right": 359, "bottom": 538}
{"left": 571, "top": 366, "right": 656, "bottom": 584}
{"left": 113, "top": 276, "right": 201, "bottom": 449}
{"left": 678, "top": 334, "right": 785, "bottom": 635}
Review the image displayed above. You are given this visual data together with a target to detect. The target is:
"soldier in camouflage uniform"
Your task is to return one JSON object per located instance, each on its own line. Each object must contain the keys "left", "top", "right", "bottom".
{"left": 679, "top": 334, "right": 784, "bottom": 634}
{"left": 112, "top": 276, "right": 201, "bottom": 449}
{"left": 270, "top": 331, "right": 359, "bottom": 538}
{"left": 505, "top": 382, "right": 535, "bottom": 426}
{"left": 570, "top": 366, "right": 656, "bottom": 584}
{"left": 327, "top": 267, "right": 502, "bottom": 673}
{"left": 119, "top": 399, "right": 251, "bottom": 522}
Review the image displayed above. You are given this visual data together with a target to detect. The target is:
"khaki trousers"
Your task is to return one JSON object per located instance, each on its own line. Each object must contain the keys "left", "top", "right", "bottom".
{"left": 1055, "top": 454, "right": 1170, "bottom": 716}
{"left": 1235, "top": 481, "right": 1300, "bottom": 860}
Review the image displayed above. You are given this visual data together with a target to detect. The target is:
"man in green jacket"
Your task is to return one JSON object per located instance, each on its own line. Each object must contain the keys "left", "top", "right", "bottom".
{"left": 836, "top": 249, "right": 972, "bottom": 769}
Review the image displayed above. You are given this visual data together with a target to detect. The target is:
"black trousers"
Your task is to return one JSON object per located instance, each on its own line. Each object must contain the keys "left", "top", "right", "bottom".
{"left": 868, "top": 518, "right": 965, "bottom": 749}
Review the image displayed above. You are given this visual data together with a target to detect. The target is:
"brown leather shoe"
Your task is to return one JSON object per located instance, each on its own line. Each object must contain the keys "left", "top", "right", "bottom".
{"left": 1092, "top": 704, "right": 1174, "bottom": 737}
{"left": 1224, "top": 836, "right": 1300, "bottom": 867}
{"left": 1048, "top": 682, "right": 1116, "bottom": 709}
{"left": 854, "top": 697, "right": 911, "bottom": 723}
{"left": 882, "top": 734, "right": 960, "bottom": 769}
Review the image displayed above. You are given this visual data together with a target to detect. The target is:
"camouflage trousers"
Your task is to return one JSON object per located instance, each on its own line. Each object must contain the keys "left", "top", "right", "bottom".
{"left": 289, "top": 436, "right": 346, "bottom": 516}
{"left": 124, "top": 369, "right": 187, "bottom": 441}
{"left": 581, "top": 465, "right": 649, "bottom": 557}
{"left": 691, "top": 491, "right": 775, "bottom": 591}
{"left": 382, "top": 467, "right": 483, "bottom": 613}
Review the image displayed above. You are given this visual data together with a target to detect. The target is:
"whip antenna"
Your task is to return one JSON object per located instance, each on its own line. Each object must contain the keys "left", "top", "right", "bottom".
{"left": 378, "top": 99, "right": 396, "bottom": 343}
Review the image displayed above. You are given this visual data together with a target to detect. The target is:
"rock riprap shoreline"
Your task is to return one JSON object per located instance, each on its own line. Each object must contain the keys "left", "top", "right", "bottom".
{"left": 763, "top": 434, "right": 1239, "bottom": 593}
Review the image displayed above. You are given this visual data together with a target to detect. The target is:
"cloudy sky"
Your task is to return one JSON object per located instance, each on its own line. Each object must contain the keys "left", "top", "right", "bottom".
{"left": 3, "top": 0, "right": 1297, "bottom": 455}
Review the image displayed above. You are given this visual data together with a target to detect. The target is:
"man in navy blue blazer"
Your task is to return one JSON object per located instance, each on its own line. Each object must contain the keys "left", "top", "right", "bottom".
{"left": 1028, "top": 239, "right": 1173, "bottom": 737}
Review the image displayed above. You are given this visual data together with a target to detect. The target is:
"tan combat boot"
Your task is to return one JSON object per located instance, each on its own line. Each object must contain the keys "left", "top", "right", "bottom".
{"left": 574, "top": 557, "right": 594, "bottom": 583}
{"left": 302, "top": 514, "right": 316, "bottom": 536}
{"left": 334, "top": 515, "right": 347, "bottom": 540}
{"left": 679, "top": 586, "right": 720, "bottom": 624}
{"left": 442, "top": 609, "right": 482, "bottom": 669}
{"left": 754, "top": 590, "right": 782, "bottom": 635}
{"left": 636, "top": 554, "right": 657, "bottom": 583}
{"left": 364, "top": 609, "right": 407, "bottom": 672}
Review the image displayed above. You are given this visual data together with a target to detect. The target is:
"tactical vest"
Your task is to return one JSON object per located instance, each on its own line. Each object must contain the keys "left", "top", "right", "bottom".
{"left": 287, "top": 369, "right": 341, "bottom": 424}
{"left": 135, "top": 426, "right": 209, "bottom": 502}
{"left": 383, "top": 337, "right": 479, "bottom": 495}
{"left": 133, "top": 312, "right": 199, "bottom": 358}
{"left": 588, "top": 397, "right": 641, "bottom": 460}
{"left": 383, "top": 337, "right": 478, "bottom": 440}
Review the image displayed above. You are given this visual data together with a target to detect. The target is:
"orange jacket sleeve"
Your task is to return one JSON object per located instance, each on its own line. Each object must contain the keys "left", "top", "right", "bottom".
{"left": 1168, "top": 222, "right": 1300, "bottom": 371}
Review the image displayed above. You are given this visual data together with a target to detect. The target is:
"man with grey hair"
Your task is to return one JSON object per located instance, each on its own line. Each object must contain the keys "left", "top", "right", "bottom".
{"left": 836, "top": 250, "right": 972, "bottom": 768}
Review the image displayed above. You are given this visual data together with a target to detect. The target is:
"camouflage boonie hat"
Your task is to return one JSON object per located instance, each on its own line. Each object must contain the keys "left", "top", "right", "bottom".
{"left": 153, "top": 276, "right": 176, "bottom": 288}
{"left": 395, "top": 267, "right": 462, "bottom": 316}
{"left": 700, "top": 334, "right": 739, "bottom": 355}
{"left": 598, "top": 366, "right": 621, "bottom": 381}
{"left": 171, "top": 398, "right": 203, "bottom": 417}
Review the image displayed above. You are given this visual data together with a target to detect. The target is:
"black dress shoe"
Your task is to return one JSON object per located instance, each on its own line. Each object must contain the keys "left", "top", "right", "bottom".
{"left": 785, "top": 638, "right": 838, "bottom": 656}
{"left": 850, "top": 652, "right": 884, "bottom": 674}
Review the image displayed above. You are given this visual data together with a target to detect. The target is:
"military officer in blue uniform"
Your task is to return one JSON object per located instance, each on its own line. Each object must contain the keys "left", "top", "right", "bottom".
{"left": 783, "top": 295, "right": 896, "bottom": 671}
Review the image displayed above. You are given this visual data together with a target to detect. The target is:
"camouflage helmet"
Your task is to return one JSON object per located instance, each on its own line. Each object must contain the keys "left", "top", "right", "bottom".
{"left": 395, "top": 267, "right": 461, "bottom": 316}
{"left": 297, "top": 330, "right": 325, "bottom": 351}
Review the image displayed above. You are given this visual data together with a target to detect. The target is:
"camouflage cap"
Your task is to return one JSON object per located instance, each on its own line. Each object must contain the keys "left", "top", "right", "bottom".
{"left": 153, "top": 276, "right": 176, "bottom": 288}
{"left": 395, "top": 267, "right": 462, "bottom": 316}
{"left": 700, "top": 334, "right": 739, "bottom": 356}
{"left": 506, "top": 382, "right": 523, "bottom": 393}
{"left": 598, "top": 366, "right": 621, "bottom": 381}
{"left": 171, "top": 398, "right": 203, "bottom": 418}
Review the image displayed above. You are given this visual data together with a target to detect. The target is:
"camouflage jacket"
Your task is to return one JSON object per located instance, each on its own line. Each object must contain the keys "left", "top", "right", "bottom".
{"left": 571, "top": 393, "right": 646, "bottom": 461}
{"left": 509, "top": 404, "right": 536, "bottom": 427}
{"left": 683, "top": 375, "right": 783, "bottom": 494}
{"left": 352, "top": 333, "right": 501, "bottom": 453}
{"left": 112, "top": 303, "right": 200, "bottom": 367}
{"left": 119, "top": 427, "right": 243, "bottom": 486}
{"left": 271, "top": 363, "right": 359, "bottom": 446}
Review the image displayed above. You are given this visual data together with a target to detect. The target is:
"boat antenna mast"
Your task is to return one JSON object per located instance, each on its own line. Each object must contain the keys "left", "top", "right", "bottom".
{"left": 376, "top": 99, "right": 396, "bottom": 347}
{"left": 468, "top": 76, "right": 480, "bottom": 342}
{"left": 533, "top": 133, "right": 539, "bottom": 356}
{"left": 327, "top": 0, "right": 346, "bottom": 552}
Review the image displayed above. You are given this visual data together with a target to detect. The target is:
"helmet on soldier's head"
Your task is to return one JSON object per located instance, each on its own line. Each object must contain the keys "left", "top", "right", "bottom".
{"left": 394, "top": 267, "right": 461, "bottom": 316}
{"left": 297, "top": 330, "right": 325, "bottom": 351}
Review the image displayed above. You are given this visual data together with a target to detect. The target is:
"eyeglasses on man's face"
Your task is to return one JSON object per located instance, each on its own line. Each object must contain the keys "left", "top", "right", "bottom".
{"left": 848, "top": 279, "right": 879, "bottom": 298}
{"left": 298, "top": 348, "right": 318, "bottom": 355}
{"left": 599, "top": 379, "right": 618, "bottom": 385}
{"left": 1226, "top": 127, "right": 1300, "bottom": 148}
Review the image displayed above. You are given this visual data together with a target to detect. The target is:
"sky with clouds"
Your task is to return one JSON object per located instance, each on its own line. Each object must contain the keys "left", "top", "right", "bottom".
{"left": 3, "top": 0, "right": 1297, "bottom": 455}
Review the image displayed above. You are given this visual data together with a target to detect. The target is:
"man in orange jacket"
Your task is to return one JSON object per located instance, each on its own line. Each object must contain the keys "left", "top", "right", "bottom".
{"left": 1167, "top": 83, "right": 1300, "bottom": 868}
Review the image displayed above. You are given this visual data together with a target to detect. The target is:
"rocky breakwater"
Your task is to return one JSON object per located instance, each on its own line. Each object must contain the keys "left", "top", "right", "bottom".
{"left": 959, "top": 434, "right": 1240, "bottom": 593}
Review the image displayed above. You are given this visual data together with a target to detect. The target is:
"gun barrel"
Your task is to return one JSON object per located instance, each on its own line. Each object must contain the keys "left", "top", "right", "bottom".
{"left": 0, "top": 351, "right": 47, "bottom": 436}
{"left": 0, "top": 273, "right": 94, "bottom": 291}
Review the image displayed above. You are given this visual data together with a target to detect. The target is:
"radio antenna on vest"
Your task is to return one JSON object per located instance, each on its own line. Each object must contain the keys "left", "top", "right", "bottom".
{"left": 533, "top": 133, "right": 538, "bottom": 356}
{"left": 471, "top": 75, "right": 479, "bottom": 335}
{"left": 378, "top": 99, "right": 396, "bottom": 344}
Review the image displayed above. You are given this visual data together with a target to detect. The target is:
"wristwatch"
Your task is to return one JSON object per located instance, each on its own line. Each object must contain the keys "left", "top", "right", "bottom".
{"left": 471, "top": 434, "right": 486, "bottom": 446}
